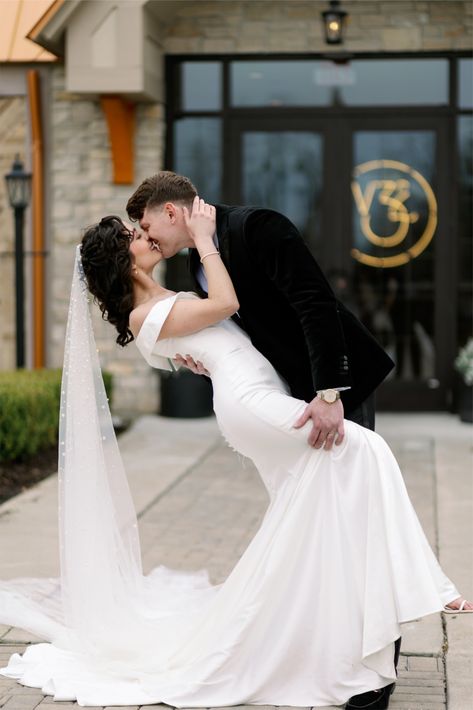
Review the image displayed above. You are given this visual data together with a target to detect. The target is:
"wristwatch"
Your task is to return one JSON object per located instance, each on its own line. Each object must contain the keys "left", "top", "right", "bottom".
{"left": 317, "top": 389, "right": 341, "bottom": 404}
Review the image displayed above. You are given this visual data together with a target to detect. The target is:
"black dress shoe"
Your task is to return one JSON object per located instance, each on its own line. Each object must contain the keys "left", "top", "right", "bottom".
{"left": 345, "top": 636, "right": 401, "bottom": 710}
{"left": 345, "top": 682, "right": 395, "bottom": 709}
{"left": 345, "top": 636, "right": 401, "bottom": 709}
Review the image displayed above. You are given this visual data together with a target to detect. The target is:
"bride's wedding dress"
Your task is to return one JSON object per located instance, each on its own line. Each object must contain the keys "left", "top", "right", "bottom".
{"left": 0, "top": 291, "right": 458, "bottom": 708}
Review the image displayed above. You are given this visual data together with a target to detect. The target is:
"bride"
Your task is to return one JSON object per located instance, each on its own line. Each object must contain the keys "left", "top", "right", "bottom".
{"left": 0, "top": 197, "right": 470, "bottom": 710}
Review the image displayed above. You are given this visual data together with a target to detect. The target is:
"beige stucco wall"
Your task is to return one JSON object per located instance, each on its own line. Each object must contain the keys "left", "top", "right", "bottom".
{"left": 39, "top": 0, "right": 473, "bottom": 414}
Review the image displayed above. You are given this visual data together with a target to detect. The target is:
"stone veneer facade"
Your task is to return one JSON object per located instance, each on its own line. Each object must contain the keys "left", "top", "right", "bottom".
{"left": 47, "top": 67, "right": 163, "bottom": 414}
{"left": 35, "top": 1, "right": 473, "bottom": 414}
{"left": 0, "top": 97, "right": 29, "bottom": 370}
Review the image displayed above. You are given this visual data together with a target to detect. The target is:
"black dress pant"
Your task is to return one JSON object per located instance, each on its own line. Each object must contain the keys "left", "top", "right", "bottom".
{"left": 345, "top": 391, "right": 402, "bottom": 695}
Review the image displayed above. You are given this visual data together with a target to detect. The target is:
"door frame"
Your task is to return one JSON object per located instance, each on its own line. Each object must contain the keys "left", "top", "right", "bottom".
{"left": 226, "top": 113, "right": 454, "bottom": 410}
{"left": 226, "top": 115, "right": 346, "bottom": 272}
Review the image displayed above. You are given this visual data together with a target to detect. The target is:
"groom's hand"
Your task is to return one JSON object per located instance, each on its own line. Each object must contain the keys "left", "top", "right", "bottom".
{"left": 174, "top": 353, "right": 210, "bottom": 376}
{"left": 293, "top": 396, "right": 345, "bottom": 450}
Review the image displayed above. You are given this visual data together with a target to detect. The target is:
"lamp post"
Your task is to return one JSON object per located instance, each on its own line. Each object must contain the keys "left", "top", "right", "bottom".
{"left": 4, "top": 155, "right": 32, "bottom": 368}
{"left": 322, "top": 0, "right": 348, "bottom": 45}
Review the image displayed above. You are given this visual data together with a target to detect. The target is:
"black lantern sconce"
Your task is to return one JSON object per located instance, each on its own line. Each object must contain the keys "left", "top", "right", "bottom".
{"left": 5, "top": 155, "right": 32, "bottom": 210}
{"left": 4, "top": 155, "right": 32, "bottom": 368}
{"left": 322, "top": 0, "right": 348, "bottom": 45}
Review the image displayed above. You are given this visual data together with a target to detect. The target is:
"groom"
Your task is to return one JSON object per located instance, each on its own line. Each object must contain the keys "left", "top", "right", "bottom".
{"left": 127, "top": 171, "right": 399, "bottom": 709}
{"left": 127, "top": 172, "right": 394, "bottom": 440}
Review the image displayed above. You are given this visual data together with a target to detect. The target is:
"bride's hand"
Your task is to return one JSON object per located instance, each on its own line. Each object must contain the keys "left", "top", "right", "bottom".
{"left": 183, "top": 196, "right": 216, "bottom": 247}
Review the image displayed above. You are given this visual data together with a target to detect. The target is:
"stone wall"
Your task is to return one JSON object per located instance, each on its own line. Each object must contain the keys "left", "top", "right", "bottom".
{"left": 0, "top": 97, "right": 28, "bottom": 370}
{"left": 48, "top": 68, "right": 163, "bottom": 415}
{"left": 161, "top": 0, "right": 472, "bottom": 54}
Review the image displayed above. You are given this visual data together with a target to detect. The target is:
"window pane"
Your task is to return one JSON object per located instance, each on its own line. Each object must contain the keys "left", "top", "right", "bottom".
{"left": 173, "top": 118, "right": 221, "bottom": 204}
{"left": 231, "top": 59, "right": 449, "bottom": 107}
{"left": 181, "top": 62, "right": 222, "bottom": 111}
{"left": 459, "top": 58, "right": 473, "bottom": 109}
{"left": 242, "top": 132, "right": 324, "bottom": 260}
{"left": 346, "top": 59, "right": 448, "bottom": 106}
{"left": 231, "top": 61, "right": 330, "bottom": 107}
{"left": 457, "top": 115, "right": 473, "bottom": 348}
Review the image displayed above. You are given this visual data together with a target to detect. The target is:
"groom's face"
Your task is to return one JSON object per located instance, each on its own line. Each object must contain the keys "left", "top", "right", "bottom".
{"left": 139, "top": 203, "right": 192, "bottom": 258}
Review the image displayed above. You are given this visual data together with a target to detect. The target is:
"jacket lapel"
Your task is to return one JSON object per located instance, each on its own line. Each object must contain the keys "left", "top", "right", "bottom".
{"left": 216, "top": 205, "right": 231, "bottom": 267}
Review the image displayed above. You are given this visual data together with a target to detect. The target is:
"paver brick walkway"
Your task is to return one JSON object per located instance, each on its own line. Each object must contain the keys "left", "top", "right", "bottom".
{"left": 1, "top": 413, "right": 471, "bottom": 709}
{"left": 0, "top": 643, "right": 447, "bottom": 710}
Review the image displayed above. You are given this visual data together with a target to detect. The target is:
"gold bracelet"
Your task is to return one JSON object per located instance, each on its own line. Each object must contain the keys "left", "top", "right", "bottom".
{"left": 200, "top": 250, "right": 220, "bottom": 264}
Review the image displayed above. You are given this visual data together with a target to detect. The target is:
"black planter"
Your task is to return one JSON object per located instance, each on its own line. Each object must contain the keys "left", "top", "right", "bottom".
{"left": 160, "top": 369, "right": 214, "bottom": 418}
{"left": 458, "top": 383, "right": 473, "bottom": 423}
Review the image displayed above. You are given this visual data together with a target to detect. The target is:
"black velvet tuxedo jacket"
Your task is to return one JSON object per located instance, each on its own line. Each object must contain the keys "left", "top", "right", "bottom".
{"left": 189, "top": 205, "right": 394, "bottom": 414}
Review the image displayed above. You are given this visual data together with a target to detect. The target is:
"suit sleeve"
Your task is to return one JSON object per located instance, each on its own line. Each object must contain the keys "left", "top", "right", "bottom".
{"left": 243, "top": 209, "right": 353, "bottom": 393}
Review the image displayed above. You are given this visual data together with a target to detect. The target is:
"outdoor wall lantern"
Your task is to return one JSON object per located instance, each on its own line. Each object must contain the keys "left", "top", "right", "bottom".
{"left": 322, "top": 0, "right": 348, "bottom": 45}
{"left": 4, "top": 155, "right": 32, "bottom": 368}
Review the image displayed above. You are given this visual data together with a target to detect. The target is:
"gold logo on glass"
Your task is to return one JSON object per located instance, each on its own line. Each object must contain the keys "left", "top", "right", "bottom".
{"left": 351, "top": 159, "right": 437, "bottom": 268}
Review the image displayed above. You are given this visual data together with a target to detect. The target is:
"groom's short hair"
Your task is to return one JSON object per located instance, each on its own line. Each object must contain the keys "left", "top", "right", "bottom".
{"left": 126, "top": 171, "right": 197, "bottom": 221}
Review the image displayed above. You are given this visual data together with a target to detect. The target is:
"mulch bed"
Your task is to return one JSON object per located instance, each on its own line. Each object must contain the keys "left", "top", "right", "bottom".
{"left": 0, "top": 446, "right": 58, "bottom": 505}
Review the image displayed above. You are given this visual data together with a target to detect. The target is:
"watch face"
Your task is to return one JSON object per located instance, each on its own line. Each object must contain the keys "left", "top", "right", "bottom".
{"left": 325, "top": 390, "right": 337, "bottom": 403}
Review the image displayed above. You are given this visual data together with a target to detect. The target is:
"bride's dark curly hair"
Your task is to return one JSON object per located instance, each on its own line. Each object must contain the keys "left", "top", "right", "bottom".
{"left": 80, "top": 215, "right": 135, "bottom": 347}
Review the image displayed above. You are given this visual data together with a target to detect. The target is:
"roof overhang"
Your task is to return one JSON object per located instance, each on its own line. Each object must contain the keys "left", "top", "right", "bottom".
{"left": 28, "top": 0, "right": 82, "bottom": 57}
{"left": 0, "top": 0, "right": 60, "bottom": 62}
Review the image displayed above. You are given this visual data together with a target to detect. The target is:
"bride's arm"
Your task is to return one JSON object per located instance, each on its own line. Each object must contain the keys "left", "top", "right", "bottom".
{"left": 158, "top": 197, "right": 239, "bottom": 340}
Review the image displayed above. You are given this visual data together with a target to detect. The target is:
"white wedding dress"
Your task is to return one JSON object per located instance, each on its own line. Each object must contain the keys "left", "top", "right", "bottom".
{"left": 0, "top": 292, "right": 459, "bottom": 708}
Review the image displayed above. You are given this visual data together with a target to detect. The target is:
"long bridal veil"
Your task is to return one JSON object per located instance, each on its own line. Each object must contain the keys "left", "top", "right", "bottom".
{"left": 57, "top": 245, "right": 145, "bottom": 652}
{"left": 0, "top": 247, "right": 215, "bottom": 664}
{"left": 0, "top": 246, "right": 140, "bottom": 646}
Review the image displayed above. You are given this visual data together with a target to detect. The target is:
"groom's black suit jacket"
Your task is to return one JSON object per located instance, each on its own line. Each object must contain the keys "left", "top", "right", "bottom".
{"left": 189, "top": 204, "right": 394, "bottom": 414}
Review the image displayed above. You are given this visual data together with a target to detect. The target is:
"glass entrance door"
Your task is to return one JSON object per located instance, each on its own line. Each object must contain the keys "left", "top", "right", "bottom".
{"left": 229, "top": 116, "right": 451, "bottom": 410}
{"left": 227, "top": 118, "right": 329, "bottom": 265}
{"left": 241, "top": 131, "right": 323, "bottom": 248}
{"left": 344, "top": 118, "right": 450, "bottom": 409}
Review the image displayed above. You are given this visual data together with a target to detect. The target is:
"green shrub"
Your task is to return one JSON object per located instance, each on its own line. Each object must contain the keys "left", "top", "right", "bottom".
{"left": 0, "top": 369, "right": 113, "bottom": 463}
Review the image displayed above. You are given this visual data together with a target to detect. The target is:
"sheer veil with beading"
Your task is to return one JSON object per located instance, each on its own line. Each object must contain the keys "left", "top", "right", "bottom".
{"left": 0, "top": 246, "right": 195, "bottom": 654}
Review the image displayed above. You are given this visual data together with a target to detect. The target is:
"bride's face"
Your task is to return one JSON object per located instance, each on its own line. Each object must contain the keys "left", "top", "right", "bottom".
{"left": 126, "top": 222, "right": 162, "bottom": 273}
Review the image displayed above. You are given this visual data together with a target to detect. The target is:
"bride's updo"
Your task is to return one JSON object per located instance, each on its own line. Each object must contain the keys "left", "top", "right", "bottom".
{"left": 80, "top": 215, "right": 135, "bottom": 347}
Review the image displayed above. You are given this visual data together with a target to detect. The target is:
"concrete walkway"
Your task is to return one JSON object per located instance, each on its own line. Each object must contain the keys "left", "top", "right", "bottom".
{"left": 0, "top": 413, "right": 471, "bottom": 710}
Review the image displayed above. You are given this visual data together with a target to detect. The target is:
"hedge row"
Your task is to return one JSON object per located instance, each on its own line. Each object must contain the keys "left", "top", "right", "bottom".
{"left": 0, "top": 369, "right": 112, "bottom": 463}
